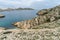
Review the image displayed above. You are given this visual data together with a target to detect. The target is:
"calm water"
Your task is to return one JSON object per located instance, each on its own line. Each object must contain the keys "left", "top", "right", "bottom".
{"left": 0, "top": 10, "right": 38, "bottom": 28}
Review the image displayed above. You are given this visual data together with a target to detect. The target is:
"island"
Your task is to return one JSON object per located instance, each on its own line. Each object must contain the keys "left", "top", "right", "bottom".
{"left": 0, "top": 8, "right": 34, "bottom": 12}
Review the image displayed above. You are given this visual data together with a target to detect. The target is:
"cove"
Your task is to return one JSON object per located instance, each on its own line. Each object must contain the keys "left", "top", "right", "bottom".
{"left": 0, "top": 10, "right": 38, "bottom": 29}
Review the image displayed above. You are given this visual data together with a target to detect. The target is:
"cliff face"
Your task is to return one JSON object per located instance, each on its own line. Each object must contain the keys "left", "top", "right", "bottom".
{"left": 13, "top": 5, "right": 60, "bottom": 29}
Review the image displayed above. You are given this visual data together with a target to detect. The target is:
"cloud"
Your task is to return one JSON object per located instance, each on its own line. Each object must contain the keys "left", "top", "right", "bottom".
{"left": 0, "top": 0, "right": 60, "bottom": 9}
{"left": 30, "top": 0, "right": 60, "bottom": 9}
{"left": 0, "top": 0, "right": 44, "bottom": 8}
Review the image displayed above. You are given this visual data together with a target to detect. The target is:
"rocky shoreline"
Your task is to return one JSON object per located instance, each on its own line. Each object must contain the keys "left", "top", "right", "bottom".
{"left": 0, "top": 5, "right": 60, "bottom": 40}
{"left": 13, "top": 5, "right": 60, "bottom": 29}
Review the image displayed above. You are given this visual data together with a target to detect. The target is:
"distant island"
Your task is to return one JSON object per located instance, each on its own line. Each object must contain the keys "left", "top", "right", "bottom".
{"left": 0, "top": 8, "right": 34, "bottom": 12}
{"left": 15, "top": 8, "right": 34, "bottom": 10}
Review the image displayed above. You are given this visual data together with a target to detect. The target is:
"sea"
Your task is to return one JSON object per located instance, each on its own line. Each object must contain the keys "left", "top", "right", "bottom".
{"left": 0, "top": 10, "right": 38, "bottom": 29}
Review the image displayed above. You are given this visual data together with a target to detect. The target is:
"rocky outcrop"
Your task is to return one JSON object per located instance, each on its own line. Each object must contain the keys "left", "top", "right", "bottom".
{"left": 13, "top": 5, "right": 60, "bottom": 29}
{"left": 0, "top": 14, "right": 5, "bottom": 18}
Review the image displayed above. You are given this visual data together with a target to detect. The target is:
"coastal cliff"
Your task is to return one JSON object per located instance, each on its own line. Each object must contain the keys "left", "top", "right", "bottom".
{"left": 13, "top": 5, "right": 60, "bottom": 29}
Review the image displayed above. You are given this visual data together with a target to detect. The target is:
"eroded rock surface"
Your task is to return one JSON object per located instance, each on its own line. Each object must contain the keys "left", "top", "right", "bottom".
{"left": 0, "top": 28, "right": 60, "bottom": 40}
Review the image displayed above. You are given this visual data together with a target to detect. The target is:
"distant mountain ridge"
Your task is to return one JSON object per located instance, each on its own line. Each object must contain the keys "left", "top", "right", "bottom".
{"left": 0, "top": 8, "right": 34, "bottom": 12}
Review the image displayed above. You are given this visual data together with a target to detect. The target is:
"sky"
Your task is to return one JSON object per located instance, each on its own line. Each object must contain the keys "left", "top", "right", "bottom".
{"left": 0, "top": 0, "right": 60, "bottom": 9}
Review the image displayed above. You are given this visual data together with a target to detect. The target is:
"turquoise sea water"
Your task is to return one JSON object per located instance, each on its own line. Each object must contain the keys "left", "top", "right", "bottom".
{"left": 0, "top": 10, "right": 37, "bottom": 28}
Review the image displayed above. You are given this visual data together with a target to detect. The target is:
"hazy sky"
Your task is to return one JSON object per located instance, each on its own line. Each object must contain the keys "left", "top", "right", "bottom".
{"left": 0, "top": 0, "right": 60, "bottom": 9}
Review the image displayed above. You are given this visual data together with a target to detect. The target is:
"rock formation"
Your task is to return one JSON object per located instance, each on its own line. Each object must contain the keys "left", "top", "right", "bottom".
{"left": 0, "top": 14, "right": 5, "bottom": 18}
{"left": 0, "top": 5, "right": 60, "bottom": 40}
{"left": 13, "top": 5, "right": 60, "bottom": 29}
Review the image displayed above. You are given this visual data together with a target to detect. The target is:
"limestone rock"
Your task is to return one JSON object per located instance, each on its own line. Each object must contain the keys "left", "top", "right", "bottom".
{"left": 37, "top": 9, "right": 48, "bottom": 15}
{"left": 0, "top": 28, "right": 60, "bottom": 40}
{"left": 13, "top": 5, "right": 60, "bottom": 29}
